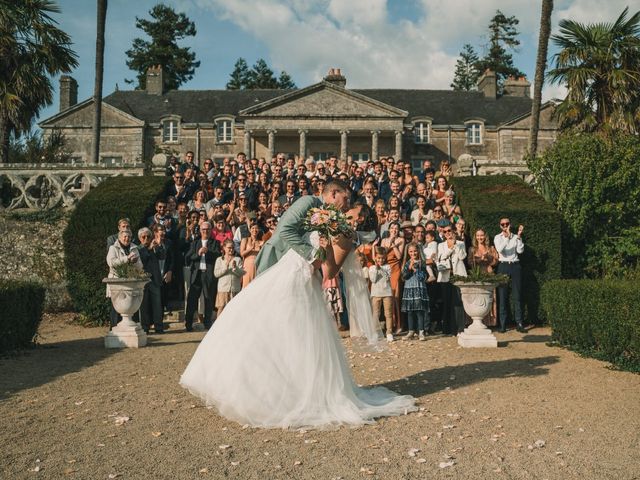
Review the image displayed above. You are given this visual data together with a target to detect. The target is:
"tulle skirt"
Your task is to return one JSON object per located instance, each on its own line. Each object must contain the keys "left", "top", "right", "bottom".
{"left": 180, "top": 249, "right": 417, "bottom": 429}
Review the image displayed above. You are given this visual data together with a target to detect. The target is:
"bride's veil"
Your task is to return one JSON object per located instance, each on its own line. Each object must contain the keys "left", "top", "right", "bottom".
{"left": 342, "top": 239, "right": 385, "bottom": 352}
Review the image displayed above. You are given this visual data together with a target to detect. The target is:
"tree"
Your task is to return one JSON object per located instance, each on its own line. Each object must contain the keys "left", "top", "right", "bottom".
{"left": 451, "top": 44, "right": 480, "bottom": 91}
{"left": 475, "top": 10, "right": 525, "bottom": 91}
{"left": 528, "top": 0, "right": 554, "bottom": 159}
{"left": 0, "top": 0, "right": 78, "bottom": 163}
{"left": 226, "top": 58, "right": 250, "bottom": 90}
{"left": 125, "top": 3, "right": 200, "bottom": 91}
{"left": 547, "top": 7, "right": 640, "bottom": 134}
{"left": 91, "top": 0, "right": 107, "bottom": 164}
{"left": 226, "top": 57, "right": 297, "bottom": 90}
{"left": 277, "top": 70, "right": 297, "bottom": 89}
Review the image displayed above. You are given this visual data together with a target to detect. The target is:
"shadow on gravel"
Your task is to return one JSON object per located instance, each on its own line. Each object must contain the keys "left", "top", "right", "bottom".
{"left": 0, "top": 336, "right": 114, "bottom": 400}
{"left": 380, "top": 355, "right": 560, "bottom": 398}
{"left": 498, "top": 334, "right": 553, "bottom": 347}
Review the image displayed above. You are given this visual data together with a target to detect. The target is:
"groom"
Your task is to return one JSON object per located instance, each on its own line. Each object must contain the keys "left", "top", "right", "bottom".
{"left": 255, "top": 179, "right": 351, "bottom": 275}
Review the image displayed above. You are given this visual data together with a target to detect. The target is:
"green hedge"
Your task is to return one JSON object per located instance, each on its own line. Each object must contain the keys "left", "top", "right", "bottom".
{"left": 454, "top": 175, "right": 562, "bottom": 324}
{"left": 0, "top": 280, "right": 45, "bottom": 352}
{"left": 63, "top": 176, "right": 169, "bottom": 325}
{"left": 541, "top": 279, "right": 640, "bottom": 371}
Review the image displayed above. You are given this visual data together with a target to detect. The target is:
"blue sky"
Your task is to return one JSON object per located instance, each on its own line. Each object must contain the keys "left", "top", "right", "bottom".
{"left": 39, "top": 0, "right": 633, "bottom": 123}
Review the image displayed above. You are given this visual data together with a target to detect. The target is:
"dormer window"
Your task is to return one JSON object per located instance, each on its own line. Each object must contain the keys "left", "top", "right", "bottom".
{"left": 215, "top": 118, "right": 234, "bottom": 143}
{"left": 466, "top": 122, "right": 483, "bottom": 145}
{"left": 162, "top": 118, "right": 179, "bottom": 143}
{"left": 414, "top": 121, "right": 430, "bottom": 144}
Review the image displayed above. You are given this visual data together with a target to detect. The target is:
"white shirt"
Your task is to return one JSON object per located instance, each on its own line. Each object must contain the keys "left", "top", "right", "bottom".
{"left": 368, "top": 265, "right": 393, "bottom": 297}
{"left": 493, "top": 233, "right": 524, "bottom": 263}
{"left": 199, "top": 239, "right": 209, "bottom": 270}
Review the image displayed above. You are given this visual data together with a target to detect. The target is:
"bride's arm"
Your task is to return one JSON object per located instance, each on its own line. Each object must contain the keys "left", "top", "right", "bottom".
{"left": 322, "top": 234, "right": 352, "bottom": 279}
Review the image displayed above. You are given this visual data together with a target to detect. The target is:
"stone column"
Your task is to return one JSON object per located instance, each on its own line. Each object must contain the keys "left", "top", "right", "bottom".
{"left": 267, "top": 129, "right": 277, "bottom": 160}
{"left": 395, "top": 130, "right": 403, "bottom": 161}
{"left": 340, "top": 130, "right": 349, "bottom": 161}
{"left": 298, "top": 129, "right": 308, "bottom": 161}
{"left": 243, "top": 130, "right": 252, "bottom": 158}
{"left": 371, "top": 130, "right": 380, "bottom": 162}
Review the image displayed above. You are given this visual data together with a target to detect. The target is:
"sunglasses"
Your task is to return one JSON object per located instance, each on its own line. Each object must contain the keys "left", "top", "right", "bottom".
{"left": 501, "top": 222, "right": 510, "bottom": 227}
{"left": 444, "top": 229, "right": 453, "bottom": 233}
{"left": 175, "top": 176, "right": 184, "bottom": 179}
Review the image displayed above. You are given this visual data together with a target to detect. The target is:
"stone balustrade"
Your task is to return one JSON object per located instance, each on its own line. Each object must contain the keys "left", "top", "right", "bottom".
{"left": 0, "top": 163, "right": 146, "bottom": 210}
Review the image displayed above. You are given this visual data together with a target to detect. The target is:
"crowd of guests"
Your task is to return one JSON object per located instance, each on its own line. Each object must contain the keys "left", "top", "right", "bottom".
{"left": 105, "top": 150, "right": 526, "bottom": 338}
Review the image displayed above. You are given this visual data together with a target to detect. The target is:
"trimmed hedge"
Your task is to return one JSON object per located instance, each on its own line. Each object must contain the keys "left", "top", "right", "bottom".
{"left": 541, "top": 279, "right": 640, "bottom": 371}
{"left": 454, "top": 175, "right": 562, "bottom": 324}
{"left": 63, "top": 176, "right": 169, "bottom": 324}
{"left": 0, "top": 280, "right": 45, "bottom": 352}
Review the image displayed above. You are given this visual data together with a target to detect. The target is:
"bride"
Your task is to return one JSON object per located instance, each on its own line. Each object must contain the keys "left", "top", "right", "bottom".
{"left": 180, "top": 204, "right": 417, "bottom": 429}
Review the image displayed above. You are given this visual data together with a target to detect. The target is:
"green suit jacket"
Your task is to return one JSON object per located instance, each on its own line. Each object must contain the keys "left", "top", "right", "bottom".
{"left": 255, "top": 195, "right": 322, "bottom": 275}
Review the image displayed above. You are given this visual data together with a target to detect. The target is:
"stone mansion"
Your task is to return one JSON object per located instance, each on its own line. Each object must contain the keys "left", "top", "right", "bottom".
{"left": 40, "top": 67, "right": 558, "bottom": 175}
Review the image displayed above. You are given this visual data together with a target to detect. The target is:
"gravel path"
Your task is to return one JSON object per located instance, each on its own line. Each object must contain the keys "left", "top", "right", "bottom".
{"left": 1, "top": 314, "right": 638, "bottom": 480}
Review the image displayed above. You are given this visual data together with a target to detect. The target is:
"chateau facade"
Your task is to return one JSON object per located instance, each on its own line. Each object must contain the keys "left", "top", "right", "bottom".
{"left": 40, "top": 67, "right": 558, "bottom": 176}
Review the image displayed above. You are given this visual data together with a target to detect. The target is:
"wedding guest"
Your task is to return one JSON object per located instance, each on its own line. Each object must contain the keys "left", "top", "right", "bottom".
{"left": 106, "top": 218, "right": 131, "bottom": 251}
{"left": 137, "top": 227, "right": 164, "bottom": 334}
{"left": 437, "top": 224, "right": 467, "bottom": 335}
{"left": 214, "top": 240, "right": 245, "bottom": 315}
{"left": 423, "top": 229, "right": 441, "bottom": 330}
{"left": 322, "top": 261, "right": 345, "bottom": 331}
{"left": 185, "top": 221, "right": 221, "bottom": 331}
{"left": 436, "top": 160, "right": 453, "bottom": 180}
{"left": 188, "top": 189, "right": 209, "bottom": 213}
{"left": 106, "top": 229, "right": 142, "bottom": 328}
{"left": 468, "top": 228, "right": 499, "bottom": 326}
{"left": 423, "top": 229, "right": 438, "bottom": 283}
{"left": 240, "top": 222, "right": 263, "bottom": 287}
{"left": 279, "top": 179, "right": 299, "bottom": 208}
{"left": 369, "top": 247, "right": 395, "bottom": 342}
{"left": 380, "top": 221, "right": 405, "bottom": 333}
{"left": 165, "top": 170, "right": 193, "bottom": 203}
{"left": 494, "top": 218, "right": 525, "bottom": 333}
{"left": 410, "top": 195, "right": 431, "bottom": 226}
{"left": 401, "top": 242, "right": 430, "bottom": 340}
{"left": 262, "top": 216, "right": 278, "bottom": 242}
{"left": 442, "top": 190, "right": 462, "bottom": 220}
{"left": 433, "top": 176, "right": 450, "bottom": 205}
{"left": 212, "top": 215, "right": 233, "bottom": 244}
{"left": 152, "top": 224, "right": 173, "bottom": 315}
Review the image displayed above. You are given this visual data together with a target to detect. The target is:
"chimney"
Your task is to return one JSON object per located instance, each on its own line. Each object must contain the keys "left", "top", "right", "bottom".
{"left": 323, "top": 68, "right": 346, "bottom": 88}
{"left": 477, "top": 69, "right": 497, "bottom": 100}
{"left": 59, "top": 75, "right": 78, "bottom": 111}
{"left": 146, "top": 65, "right": 164, "bottom": 95}
{"left": 503, "top": 75, "right": 531, "bottom": 98}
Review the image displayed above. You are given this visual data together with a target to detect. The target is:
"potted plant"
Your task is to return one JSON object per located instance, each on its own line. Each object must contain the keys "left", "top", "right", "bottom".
{"left": 103, "top": 263, "right": 150, "bottom": 348}
{"left": 452, "top": 266, "right": 509, "bottom": 348}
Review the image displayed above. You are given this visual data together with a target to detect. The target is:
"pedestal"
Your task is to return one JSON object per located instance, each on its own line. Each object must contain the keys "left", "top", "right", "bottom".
{"left": 457, "top": 318, "right": 497, "bottom": 348}
{"left": 105, "top": 321, "right": 148, "bottom": 348}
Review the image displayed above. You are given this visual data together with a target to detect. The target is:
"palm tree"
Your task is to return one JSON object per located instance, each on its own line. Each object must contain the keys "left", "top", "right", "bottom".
{"left": 548, "top": 7, "right": 640, "bottom": 134}
{"left": 91, "top": 0, "right": 108, "bottom": 164}
{"left": 529, "top": 0, "right": 554, "bottom": 159}
{"left": 0, "top": 0, "right": 78, "bottom": 163}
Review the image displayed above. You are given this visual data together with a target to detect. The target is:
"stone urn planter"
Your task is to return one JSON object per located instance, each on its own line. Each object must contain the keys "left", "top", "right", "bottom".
{"left": 454, "top": 282, "right": 497, "bottom": 348}
{"left": 103, "top": 278, "right": 149, "bottom": 348}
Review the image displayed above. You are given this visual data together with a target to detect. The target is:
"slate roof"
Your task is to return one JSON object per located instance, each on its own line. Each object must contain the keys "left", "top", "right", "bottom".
{"left": 101, "top": 87, "right": 532, "bottom": 127}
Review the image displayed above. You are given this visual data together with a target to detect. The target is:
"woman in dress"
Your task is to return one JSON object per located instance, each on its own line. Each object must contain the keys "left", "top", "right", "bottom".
{"left": 410, "top": 195, "right": 431, "bottom": 227}
{"left": 181, "top": 205, "right": 416, "bottom": 429}
{"left": 380, "top": 221, "right": 405, "bottom": 334}
{"left": 239, "top": 223, "right": 263, "bottom": 288}
{"left": 468, "top": 228, "right": 499, "bottom": 326}
{"left": 188, "top": 189, "right": 208, "bottom": 213}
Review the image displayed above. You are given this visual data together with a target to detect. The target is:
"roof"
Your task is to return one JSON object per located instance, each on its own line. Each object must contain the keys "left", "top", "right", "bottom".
{"left": 91, "top": 86, "right": 534, "bottom": 127}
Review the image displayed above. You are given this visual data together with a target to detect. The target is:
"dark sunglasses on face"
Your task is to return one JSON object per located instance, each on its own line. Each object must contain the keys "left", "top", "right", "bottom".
{"left": 444, "top": 229, "right": 452, "bottom": 233}
{"left": 501, "top": 222, "right": 510, "bottom": 227}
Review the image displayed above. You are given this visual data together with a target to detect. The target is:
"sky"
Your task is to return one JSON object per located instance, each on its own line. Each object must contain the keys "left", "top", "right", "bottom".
{"left": 38, "top": 0, "right": 633, "bottom": 123}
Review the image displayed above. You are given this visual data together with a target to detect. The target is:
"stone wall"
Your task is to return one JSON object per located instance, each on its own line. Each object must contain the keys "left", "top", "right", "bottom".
{"left": 0, "top": 212, "right": 72, "bottom": 312}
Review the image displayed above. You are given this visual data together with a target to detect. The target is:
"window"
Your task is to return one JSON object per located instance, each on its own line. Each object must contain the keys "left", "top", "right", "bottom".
{"left": 466, "top": 122, "right": 482, "bottom": 145}
{"left": 216, "top": 119, "right": 233, "bottom": 143}
{"left": 414, "top": 122, "right": 430, "bottom": 144}
{"left": 313, "top": 152, "right": 334, "bottom": 161}
{"left": 162, "top": 119, "right": 179, "bottom": 143}
{"left": 351, "top": 153, "right": 369, "bottom": 162}
{"left": 101, "top": 156, "right": 123, "bottom": 167}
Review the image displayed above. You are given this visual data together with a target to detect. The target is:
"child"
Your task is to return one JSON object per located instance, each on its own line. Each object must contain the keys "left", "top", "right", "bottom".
{"left": 322, "top": 263, "right": 344, "bottom": 330}
{"left": 214, "top": 239, "right": 245, "bottom": 315}
{"left": 368, "top": 247, "right": 395, "bottom": 342}
{"left": 401, "top": 242, "right": 430, "bottom": 340}
{"left": 423, "top": 230, "right": 438, "bottom": 283}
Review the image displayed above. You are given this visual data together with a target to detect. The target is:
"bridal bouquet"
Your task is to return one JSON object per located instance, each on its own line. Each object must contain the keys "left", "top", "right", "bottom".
{"left": 302, "top": 205, "right": 353, "bottom": 260}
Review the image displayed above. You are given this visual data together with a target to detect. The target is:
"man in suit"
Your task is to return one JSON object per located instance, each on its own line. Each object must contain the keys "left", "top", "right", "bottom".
{"left": 357, "top": 181, "right": 379, "bottom": 209}
{"left": 165, "top": 171, "right": 194, "bottom": 204}
{"left": 278, "top": 179, "right": 300, "bottom": 208}
{"left": 255, "top": 179, "right": 351, "bottom": 275}
{"left": 137, "top": 227, "right": 164, "bottom": 334}
{"left": 494, "top": 218, "right": 526, "bottom": 333}
{"left": 185, "top": 221, "right": 221, "bottom": 331}
{"left": 234, "top": 172, "right": 258, "bottom": 210}
{"left": 107, "top": 218, "right": 131, "bottom": 251}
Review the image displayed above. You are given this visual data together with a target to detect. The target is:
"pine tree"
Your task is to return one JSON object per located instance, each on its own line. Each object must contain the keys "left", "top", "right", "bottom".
{"left": 277, "top": 70, "right": 297, "bottom": 89}
{"left": 451, "top": 44, "right": 480, "bottom": 91}
{"left": 226, "top": 58, "right": 250, "bottom": 90}
{"left": 475, "top": 10, "right": 525, "bottom": 91}
{"left": 248, "top": 59, "right": 279, "bottom": 89}
{"left": 125, "top": 4, "right": 200, "bottom": 91}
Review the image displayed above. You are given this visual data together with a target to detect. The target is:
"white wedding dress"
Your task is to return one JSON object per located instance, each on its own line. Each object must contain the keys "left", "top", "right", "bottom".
{"left": 180, "top": 244, "right": 417, "bottom": 429}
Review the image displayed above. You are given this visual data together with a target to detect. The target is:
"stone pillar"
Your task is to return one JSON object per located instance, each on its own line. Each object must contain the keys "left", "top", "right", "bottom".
{"left": 298, "top": 129, "right": 308, "bottom": 161}
{"left": 340, "top": 130, "right": 349, "bottom": 161}
{"left": 371, "top": 130, "right": 380, "bottom": 162}
{"left": 395, "top": 130, "right": 403, "bottom": 161}
{"left": 267, "top": 129, "right": 277, "bottom": 160}
{"left": 243, "top": 130, "right": 252, "bottom": 158}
